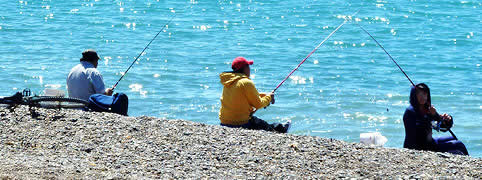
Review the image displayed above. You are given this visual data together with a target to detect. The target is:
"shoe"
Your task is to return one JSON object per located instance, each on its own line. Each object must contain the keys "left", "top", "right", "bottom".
{"left": 280, "top": 120, "right": 291, "bottom": 133}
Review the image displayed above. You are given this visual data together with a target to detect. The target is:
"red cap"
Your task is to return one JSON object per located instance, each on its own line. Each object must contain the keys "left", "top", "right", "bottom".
{"left": 231, "top": 57, "right": 254, "bottom": 71}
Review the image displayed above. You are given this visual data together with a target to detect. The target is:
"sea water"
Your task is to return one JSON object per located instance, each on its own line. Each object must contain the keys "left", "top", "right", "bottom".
{"left": 0, "top": 0, "right": 480, "bottom": 157}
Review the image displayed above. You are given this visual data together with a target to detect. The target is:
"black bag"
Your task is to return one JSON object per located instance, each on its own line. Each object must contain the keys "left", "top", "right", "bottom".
{"left": 88, "top": 93, "right": 128, "bottom": 116}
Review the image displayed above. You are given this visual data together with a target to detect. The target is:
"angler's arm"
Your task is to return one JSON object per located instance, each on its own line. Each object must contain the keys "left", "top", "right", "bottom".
{"left": 89, "top": 71, "right": 106, "bottom": 95}
{"left": 88, "top": 70, "right": 112, "bottom": 96}
{"left": 244, "top": 80, "right": 271, "bottom": 109}
{"left": 403, "top": 109, "right": 419, "bottom": 149}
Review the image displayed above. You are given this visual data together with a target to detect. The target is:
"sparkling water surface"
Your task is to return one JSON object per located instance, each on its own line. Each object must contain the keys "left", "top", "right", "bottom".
{"left": 1, "top": 0, "right": 480, "bottom": 157}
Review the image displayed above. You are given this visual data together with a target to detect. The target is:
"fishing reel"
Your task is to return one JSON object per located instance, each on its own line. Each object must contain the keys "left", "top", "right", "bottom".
{"left": 431, "top": 115, "right": 453, "bottom": 132}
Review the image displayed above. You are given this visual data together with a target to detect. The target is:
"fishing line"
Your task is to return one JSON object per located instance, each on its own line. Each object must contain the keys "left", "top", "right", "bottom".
{"left": 356, "top": 24, "right": 415, "bottom": 86}
{"left": 271, "top": 9, "right": 360, "bottom": 94}
{"left": 356, "top": 23, "right": 459, "bottom": 140}
{"left": 112, "top": 11, "right": 177, "bottom": 90}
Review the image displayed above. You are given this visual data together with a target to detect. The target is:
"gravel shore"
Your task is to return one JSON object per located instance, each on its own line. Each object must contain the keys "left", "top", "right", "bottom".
{"left": 0, "top": 106, "right": 480, "bottom": 179}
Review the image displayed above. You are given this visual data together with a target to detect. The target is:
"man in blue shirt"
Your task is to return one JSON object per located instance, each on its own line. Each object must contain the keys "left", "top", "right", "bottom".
{"left": 67, "top": 49, "right": 113, "bottom": 101}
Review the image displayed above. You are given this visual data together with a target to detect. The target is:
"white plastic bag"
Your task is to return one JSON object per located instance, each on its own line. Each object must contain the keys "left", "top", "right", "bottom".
{"left": 360, "top": 132, "right": 388, "bottom": 146}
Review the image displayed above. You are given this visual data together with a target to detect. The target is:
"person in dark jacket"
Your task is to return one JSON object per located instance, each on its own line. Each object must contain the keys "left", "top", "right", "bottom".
{"left": 403, "top": 83, "right": 468, "bottom": 155}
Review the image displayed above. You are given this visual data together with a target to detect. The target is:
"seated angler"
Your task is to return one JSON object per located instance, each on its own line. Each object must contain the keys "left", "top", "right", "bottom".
{"left": 67, "top": 49, "right": 113, "bottom": 101}
{"left": 403, "top": 83, "right": 468, "bottom": 155}
{"left": 219, "top": 57, "right": 290, "bottom": 133}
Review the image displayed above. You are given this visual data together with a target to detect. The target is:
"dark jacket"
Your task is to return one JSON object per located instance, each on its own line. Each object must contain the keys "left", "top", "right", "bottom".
{"left": 403, "top": 85, "right": 440, "bottom": 151}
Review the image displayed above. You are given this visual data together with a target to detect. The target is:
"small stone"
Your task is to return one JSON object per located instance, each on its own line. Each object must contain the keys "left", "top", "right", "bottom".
{"left": 5, "top": 141, "right": 14, "bottom": 145}
{"left": 81, "top": 148, "right": 94, "bottom": 153}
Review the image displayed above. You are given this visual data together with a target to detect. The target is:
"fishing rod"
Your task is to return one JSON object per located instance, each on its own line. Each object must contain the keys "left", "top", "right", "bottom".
{"left": 357, "top": 25, "right": 415, "bottom": 86}
{"left": 357, "top": 24, "right": 458, "bottom": 140}
{"left": 271, "top": 10, "right": 360, "bottom": 94}
{"left": 448, "top": 130, "right": 458, "bottom": 140}
{"left": 112, "top": 14, "right": 176, "bottom": 90}
{"left": 252, "top": 10, "right": 359, "bottom": 115}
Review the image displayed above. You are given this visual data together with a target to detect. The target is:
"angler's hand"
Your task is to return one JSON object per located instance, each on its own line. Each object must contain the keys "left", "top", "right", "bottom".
{"left": 105, "top": 88, "right": 114, "bottom": 96}
{"left": 260, "top": 92, "right": 275, "bottom": 104}
{"left": 269, "top": 93, "right": 275, "bottom": 104}
{"left": 440, "top": 113, "right": 453, "bottom": 132}
{"left": 428, "top": 105, "right": 438, "bottom": 116}
{"left": 441, "top": 113, "right": 452, "bottom": 121}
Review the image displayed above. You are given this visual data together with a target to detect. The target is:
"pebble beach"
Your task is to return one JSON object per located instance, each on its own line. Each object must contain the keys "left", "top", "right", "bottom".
{"left": 0, "top": 106, "right": 480, "bottom": 179}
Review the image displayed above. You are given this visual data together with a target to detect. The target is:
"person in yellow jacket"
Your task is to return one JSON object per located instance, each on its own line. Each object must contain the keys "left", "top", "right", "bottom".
{"left": 219, "top": 57, "right": 290, "bottom": 133}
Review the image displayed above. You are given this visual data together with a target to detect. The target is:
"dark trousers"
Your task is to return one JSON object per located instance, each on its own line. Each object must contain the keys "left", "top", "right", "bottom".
{"left": 221, "top": 116, "right": 286, "bottom": 133}
{"left": 434, "top": 136, "right": 469, "bottom": 155}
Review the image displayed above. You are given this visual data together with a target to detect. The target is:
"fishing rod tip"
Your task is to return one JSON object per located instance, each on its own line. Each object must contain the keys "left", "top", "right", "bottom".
{"left": 354, "top": 9, "right": 361, "bottom": 14}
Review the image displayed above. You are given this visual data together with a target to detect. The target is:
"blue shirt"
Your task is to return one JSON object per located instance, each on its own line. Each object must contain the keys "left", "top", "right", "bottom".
{"left": 66, "top": 61, "right": 106, "bottom": 101}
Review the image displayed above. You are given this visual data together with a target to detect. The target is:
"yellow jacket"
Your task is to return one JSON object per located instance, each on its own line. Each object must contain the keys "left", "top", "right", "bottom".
{"left": 219, "top": 72, "right": 272, "bottom": 125}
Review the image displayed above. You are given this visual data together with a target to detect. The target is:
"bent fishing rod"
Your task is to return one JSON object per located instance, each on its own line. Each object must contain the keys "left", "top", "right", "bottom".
{"left": 253, "top": 10, "right": 359, "bottom": 115}
{"left": 357, "top": 24, "right": 458, "bottom": 140}
{"left": 271, "top": 10, "right": 359, "bottom": 94}
{"left": 112, "top": 15, "right": 176, "bottom": 90}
